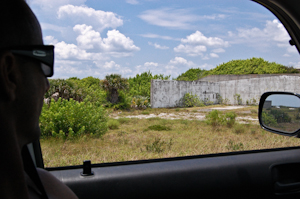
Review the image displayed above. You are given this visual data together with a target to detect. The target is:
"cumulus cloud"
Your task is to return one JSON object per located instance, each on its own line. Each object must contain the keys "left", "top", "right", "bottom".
{"left": 174, "top": 31, "right": 228, "bottom": 58}
{"left": 93, "top": 61, "right": 121, "bottom": 69}
{"left": 169, "top": 57, "right": 194, "bottom": 66}
{"left": 181, "top": 31, "right": 229, "bottom": 48}
{"left": 57, "top": 5, "right": 123, "bottom": 31}
{"left": 229, "top": 19, "right": 297, "bottom": 56}
{"left": 174, "top": 44, "right": 206, "bottom": 56}
{"left": 44, "top": 35, "right": 58, "bottom": 44}
{"left": 139, "top": 8, "right": 226, "bottom": 29}
{"left": 73, "top": 24, "right": 140, "bottom": 56}
{"left": 126, "top": 0, "right": 139, "bottom": 5}
{"left": 148, "top": 42, "right": 169, "bottom": 50}
{"left": 55, "top": 41, "right": 107, "bottom": 60}
{"left": 144, "top": 62, "right": 159, "bottom": 67}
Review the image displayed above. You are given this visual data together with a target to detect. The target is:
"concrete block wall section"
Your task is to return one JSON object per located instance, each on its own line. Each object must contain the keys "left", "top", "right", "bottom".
{"left": 151, "top": 80, "right": 219, "bottom": 108}
{"left": 151, "top": 75, "right": 300, "bottom": 108}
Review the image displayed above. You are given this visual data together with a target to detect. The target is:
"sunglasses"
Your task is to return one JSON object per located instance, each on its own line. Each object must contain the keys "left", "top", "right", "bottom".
{"left": 6, "top": 45, "right": 54, "bottom": 77}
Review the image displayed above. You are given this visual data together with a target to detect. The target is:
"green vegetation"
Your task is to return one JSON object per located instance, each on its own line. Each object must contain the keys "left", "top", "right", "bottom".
{"left": 177, "top": 93, "right": 204, "bottom": 107}
{"left": 40, "top": 98, "right": 108, "bottom": 139}
{"left": 175, "top": 57, "right": 298, "bottom": 81}
{"left": 176, "top": 68, "right": 207, "bottom": 81}
{"left": 39, "top": 57, "right": 300, "bottom": 167}
{"left": 100, "top": 74, "right": 129, "bottom": 104}
{"left": 40, "top": 105, "right": 300, "bottom": 167}
{"left": 128, "top": 71, "right": 170, "bottom": 99}
{"left": 205, "top": 110, "right": 237, "bottom": 127}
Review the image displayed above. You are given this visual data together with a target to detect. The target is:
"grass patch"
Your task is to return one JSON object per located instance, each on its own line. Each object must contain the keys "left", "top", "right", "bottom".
{"left": 107, "top": 119, "right": 120, "bottom": 130}
{"left": 118, "top": 117, "right": 130, "bottom": 124}
{"left": 40, "top": 105, "right": 300, "bottom": 167}
{"left": 147, "top": 124, "right": 171, "bottom": 131}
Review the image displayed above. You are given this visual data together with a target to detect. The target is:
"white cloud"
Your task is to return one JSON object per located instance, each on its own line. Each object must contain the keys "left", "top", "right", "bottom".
{"left": 44, "top": 35, "right": 58, "bottom": 44}
{"left": 73, "top": 24, "right": 140, "bottom": 56}
{"left": 210, "top": 53, "right": 219, "bottom": 58}
{"left": 148, "top": 42, "right": 169, "bottom": 50}
{"left": 40, "top": 23, "right": 66, "bottom": 32}
{"left": 169, "top": 57, "right": 194, "bottom": 66}
{"left": 174, "top": 44, "right": 206, "bottom": 56}
{"left": 139, "top": 8, "right": 226, "bottom": 29}
{"left": 92, "top": 61, "right": 121, "bottom": 69}
{"left": 57, "top": 5, "right": 123, "bottom": 31}
{"left": 140, "top": 33, "right": 178, "bottom": 40}
{"left": 212, "top": 48, "right": 225, "bottom": 53}
{"left": 102, "top": 29, "right": 140, "bottom": 53}
{"left": 126, "top": 0, "right": 139, "bottom": 5}
{"left": 230, "top": 19, "right": 297, "bottom": 56}
{"left": 181, "top": 31, "right": 229, "bottom": 48}
{"left": 144, "top": 62, "right": 159, "bottom": 67}
{"left": 139, "top": 8, "right": 198, "bottom": 29}
{"left": 73, "top": 24, "right": 102, "bottom": 49}
{"left": 55, "top": 41, "right": 107, "bottom": 60}
{"left": 174, "top": 31, "right": 228, "bottom": 58}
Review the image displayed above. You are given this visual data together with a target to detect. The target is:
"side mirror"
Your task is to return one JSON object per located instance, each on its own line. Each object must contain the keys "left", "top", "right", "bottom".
{"left": 259, "top": 92, "right": 300, "bottom": 137}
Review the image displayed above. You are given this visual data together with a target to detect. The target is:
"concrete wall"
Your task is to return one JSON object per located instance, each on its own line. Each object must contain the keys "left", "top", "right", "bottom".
{"left": 151, "top": 74, "right": 300, "bottom": 108}
{"left": 218, "top": 75, "right": 300, "bottom": 104}
{"left": 151, "top": 80, "right": 219, "bottom": 108}
{"left": 199, "top": 74, "right": 300, "bottom": 82}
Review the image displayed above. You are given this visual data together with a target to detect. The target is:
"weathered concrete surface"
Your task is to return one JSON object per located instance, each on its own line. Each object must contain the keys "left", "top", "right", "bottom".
{"left": 218, "top": 75, "right": 300, "bottom": 104}
{"left": 199, "top": 74, "right": 300, "bottom": 82}
{"left": 151, "top": 74, "right": 300, "bottom": 108}
{"left": 151, "top": 80, "right": 219, "bottom": 108}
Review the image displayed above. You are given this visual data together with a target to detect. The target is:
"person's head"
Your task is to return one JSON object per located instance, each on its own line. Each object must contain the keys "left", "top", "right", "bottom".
{"left": 0, "top": 0, "right": 52, "bottom": 148}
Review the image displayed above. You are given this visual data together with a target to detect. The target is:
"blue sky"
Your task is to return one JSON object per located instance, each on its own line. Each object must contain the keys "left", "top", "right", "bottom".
{"left": 28, "top": 0, "right": 300, "bottom": 79}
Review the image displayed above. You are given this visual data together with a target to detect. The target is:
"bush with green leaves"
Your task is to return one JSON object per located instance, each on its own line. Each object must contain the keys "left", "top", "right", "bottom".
{"left": 176, "top": 68, "right": 208, "bottom": 81}
{"left": 207, "top": 57, "right": 299, "bottom": 75}
{"left": 128, "top": 71, "right": 170, "bottom": 99}
{"left": 205, "top": 110, "right": 236, "bottom": 127}
{"left": 40, "top": 98, "right": 108, "bottom": 139}
{"left": 177, "top": 93, "right": 204, "bottom": 107}
{"left": 131, "top": 96, "right": 150, "bottom": 109}
{"left": 100, "top": 74, "right": 129, "bottom": 104}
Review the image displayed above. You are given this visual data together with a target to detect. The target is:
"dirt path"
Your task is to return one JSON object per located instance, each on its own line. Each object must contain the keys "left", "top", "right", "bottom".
{"left": 111, "top": 106, "right": 259, "bottom": 124}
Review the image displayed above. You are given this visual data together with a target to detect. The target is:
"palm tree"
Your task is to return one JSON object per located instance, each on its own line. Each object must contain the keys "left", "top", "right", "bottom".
{"left": 100, "top": 74, "right": 129, "bottom": 104}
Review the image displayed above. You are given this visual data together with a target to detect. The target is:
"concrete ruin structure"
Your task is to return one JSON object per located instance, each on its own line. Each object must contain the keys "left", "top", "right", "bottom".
{"left": 150, "top": 74, "right": 300, "bottom": 108}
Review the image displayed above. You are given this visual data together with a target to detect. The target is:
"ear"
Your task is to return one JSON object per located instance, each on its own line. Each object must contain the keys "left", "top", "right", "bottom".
{"left": 0, "top": 52, "right": 19, "bottom": 101}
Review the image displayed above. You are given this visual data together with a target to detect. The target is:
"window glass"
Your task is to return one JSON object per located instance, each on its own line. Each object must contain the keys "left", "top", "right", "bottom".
{"left": 30, "top": 0, "right": 300, "bottom": 167}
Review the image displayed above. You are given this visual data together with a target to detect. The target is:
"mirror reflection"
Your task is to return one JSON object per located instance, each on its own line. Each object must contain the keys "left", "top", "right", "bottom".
{"left": 262, "top": 94, "right": 300, "bottom": 134}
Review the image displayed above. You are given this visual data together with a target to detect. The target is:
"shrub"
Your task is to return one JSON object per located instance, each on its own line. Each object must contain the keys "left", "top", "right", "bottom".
{"left": 205, "top": 110, "right": 223, "bottom": 127}
{"left": 178, "top": 93, "right": 204, "bottom": 107}
{"left": 107, "top": 119, "right": 120, "bottom": 130}
{"left": 145, "top": 137, "right": 173, "bottom": 153}
{"left": 40, "top": 98, "right": 108, "bottom": 138}
{"left": 224, "top": 112, "right": 237, "bottom": 127}
{"left": 233, "top": 124, "right": 245, "bottom": 134}
{"left": 205, "top": 110, "right": 236, "bottom": 127}
{"left": 234, "top": 94, "right": 242, "bottom": 105}
{"left": 147, "top": 125, "right": 171, "bottom": 131}
{"left": 118, "top": 117, "right": 130, "bottom": 124}
{"left": 131, "top": 96, "right": 150, "bottom": 109}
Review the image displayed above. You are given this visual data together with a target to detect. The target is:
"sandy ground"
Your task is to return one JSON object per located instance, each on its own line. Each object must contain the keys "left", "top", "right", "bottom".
{"left": 111, "top": 106, "right": 258, "bottom": 124}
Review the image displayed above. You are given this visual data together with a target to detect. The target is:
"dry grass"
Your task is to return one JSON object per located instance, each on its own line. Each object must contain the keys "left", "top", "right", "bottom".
{"left": 41, "top": 106, "right": 300, "bottom": 167}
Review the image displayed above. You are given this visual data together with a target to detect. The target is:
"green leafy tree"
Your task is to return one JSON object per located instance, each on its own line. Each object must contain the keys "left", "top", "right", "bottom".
{"left": 207, "top": 57, "right": 299, "bottom": 75}
{"left": 176, "top": 68, "right": 208, "bottom": 81}
{"left": 128, "top": 71, "right": 170, "bottom": 99}
{"left": 100, "top": 74, "right": 129, "bottom": 104}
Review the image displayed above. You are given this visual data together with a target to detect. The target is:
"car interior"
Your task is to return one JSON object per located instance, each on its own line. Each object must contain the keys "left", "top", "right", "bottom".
{"left": 28, "top": 0, "right": 300, "bottom": 198}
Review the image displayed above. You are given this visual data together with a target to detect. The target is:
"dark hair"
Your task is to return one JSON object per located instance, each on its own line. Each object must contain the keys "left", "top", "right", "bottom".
{"left": 0, "top": 0, "right": 41, "bottom": 48}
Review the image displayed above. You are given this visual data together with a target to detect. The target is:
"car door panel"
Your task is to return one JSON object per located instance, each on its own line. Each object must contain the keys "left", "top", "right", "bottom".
{"left": 48, "top": 147, "right": 300, "bottom": 199}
